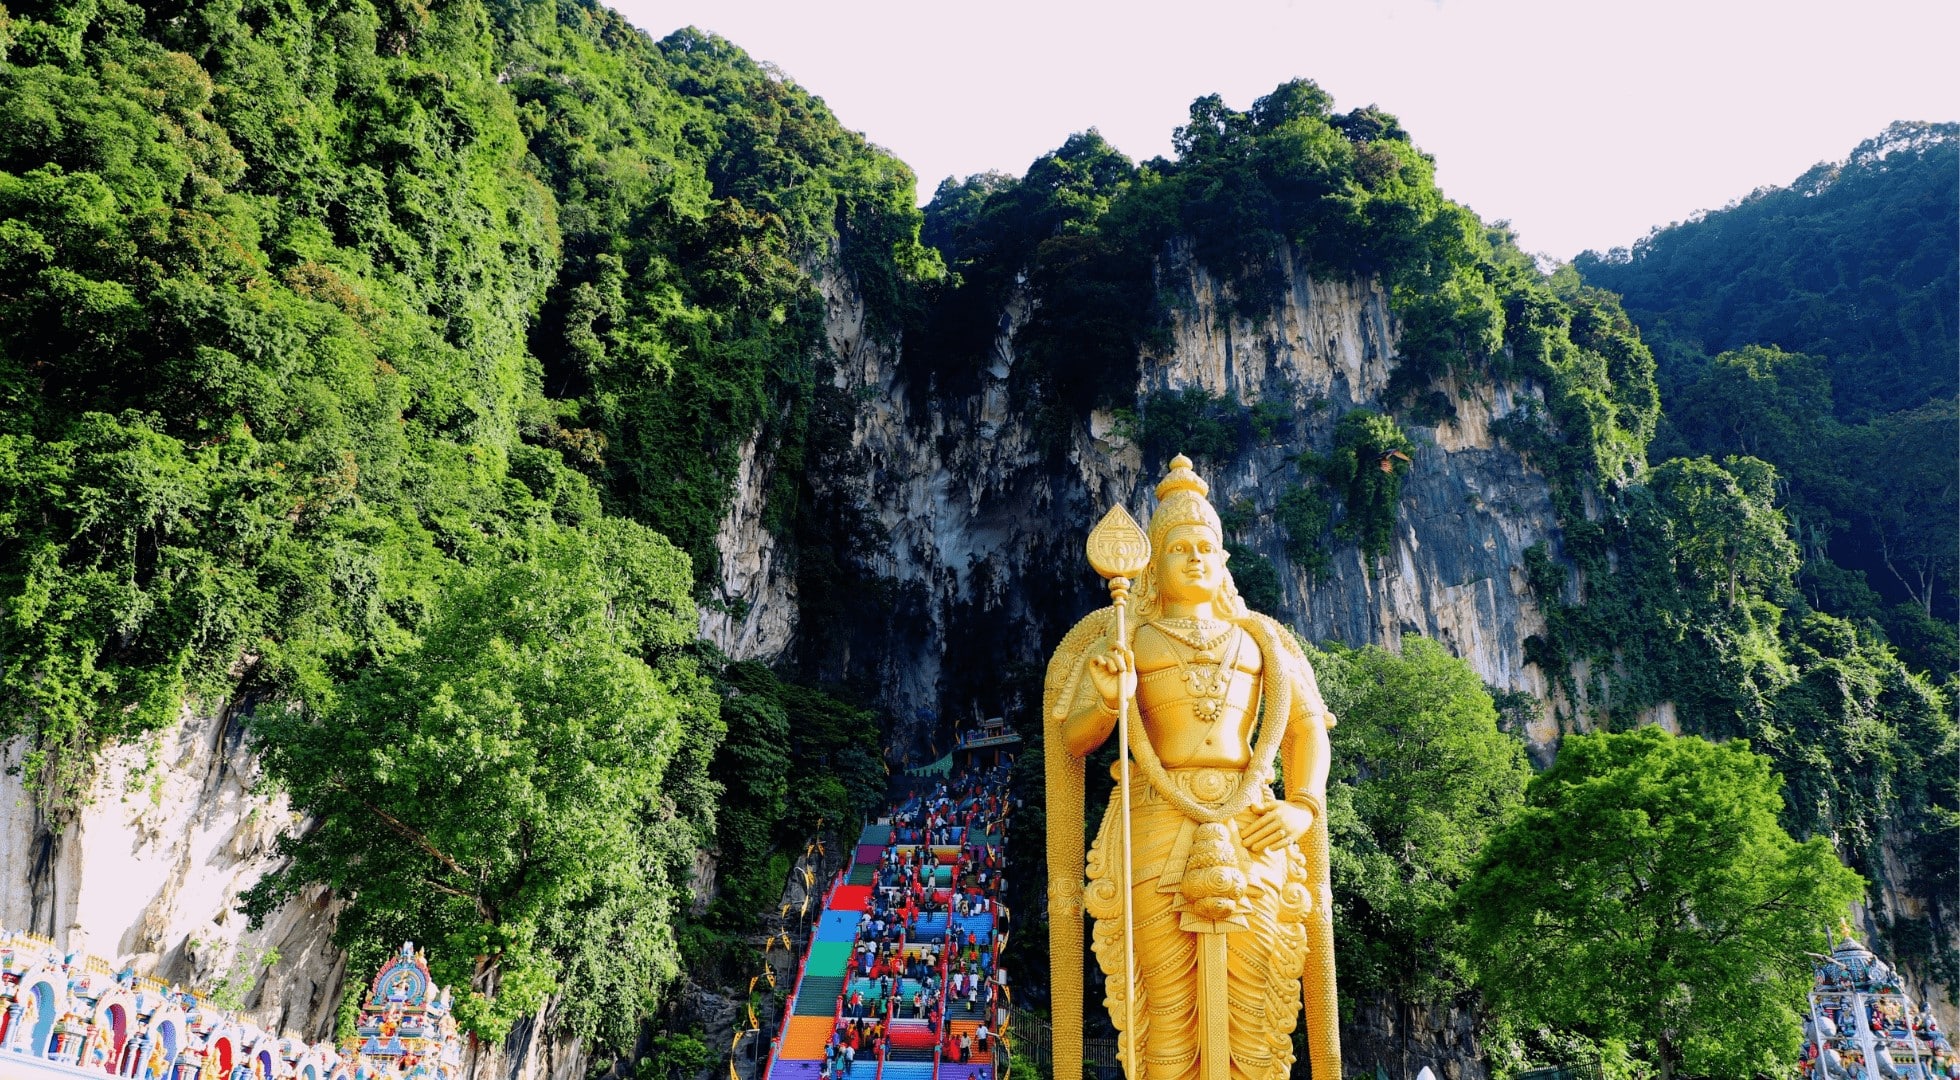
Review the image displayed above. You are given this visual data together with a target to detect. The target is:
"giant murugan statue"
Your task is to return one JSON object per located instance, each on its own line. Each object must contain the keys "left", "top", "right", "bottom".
{"left": 1045, "top": 455, "right": 1339, "bottom": 1080}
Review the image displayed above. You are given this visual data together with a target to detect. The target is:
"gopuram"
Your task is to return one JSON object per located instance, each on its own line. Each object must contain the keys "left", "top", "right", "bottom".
{"left": 1803, "top": 933, "right": 1956, "bottom": 1080}
{"left": 0, "top": 932, "right": 460, "bottom": 1080}
{"left": 1044, "top": 456, "right": 1339, "bottom": 1080}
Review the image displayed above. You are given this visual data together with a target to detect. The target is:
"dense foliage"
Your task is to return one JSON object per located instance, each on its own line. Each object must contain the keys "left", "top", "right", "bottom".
{"left": 915, "top": 83, "right": 1485, "bottom": 428}
{"left": 0, "top": 0, "right": 907, "bottom": 1052}
{"left": 1576, "top": 124, "right": 1959, "bottom": 673}
{"left": 1310, "top": 636, "right": 1532, "bottom": 1002}
{"left": 1577, "top": 122, "right": 1957, "bottom": 422}
{"left": 1458, "top": 727, "right": 1865, "bottom": 1080}
{"left": 708, "top": 659, "right": 886, "bottom": 928}
{"left": 243, "top": 521, "right": 718, "bottom": 1044}
{"left": 490, "top": 4, "right": 939, "bottom": 594}
{"left": 1308, "top": 409, "right": 1416, "bottom": 564}
{"left": 1517, "top": 126, "right": 1960, "bottom": 1000}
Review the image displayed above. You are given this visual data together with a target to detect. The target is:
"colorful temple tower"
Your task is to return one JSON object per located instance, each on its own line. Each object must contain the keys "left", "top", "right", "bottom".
{"left": 346, "top": 944, "right": 461, "bottom": 1080}
{"left": 1804, "top": 933, "right": 1956, "bottom": 1080}
{"left": 0, "top": 931, "right": 462, "bottom": 1080}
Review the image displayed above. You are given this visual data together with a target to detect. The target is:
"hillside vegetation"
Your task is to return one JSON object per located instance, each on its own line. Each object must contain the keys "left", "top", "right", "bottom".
{"left": 0, "top": 1, "right": 1950, "bottom": 1075}
{"left": 0, "top": 0, "right": 905, "bottom": 1049}
{"left": 1578, "top": 123, "right": 1959, "bottom": 675}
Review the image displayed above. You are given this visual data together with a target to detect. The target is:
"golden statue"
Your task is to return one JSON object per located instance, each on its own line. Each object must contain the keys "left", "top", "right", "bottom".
{"left": 1044, "top": 455, "right": 1339, "bottom": 1080}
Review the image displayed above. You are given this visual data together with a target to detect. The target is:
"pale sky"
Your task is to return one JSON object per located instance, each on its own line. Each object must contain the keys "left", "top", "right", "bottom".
{"left": 613, "top": 0, "right": 1957, "bottom": 261}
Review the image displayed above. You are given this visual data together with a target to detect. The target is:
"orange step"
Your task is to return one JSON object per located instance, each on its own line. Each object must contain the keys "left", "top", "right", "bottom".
{"left": 946, "top": 1020, "right": 994, "bottom": 1062}
{"left": 782, "top": 1016, "right": 835, "bottom": 1060}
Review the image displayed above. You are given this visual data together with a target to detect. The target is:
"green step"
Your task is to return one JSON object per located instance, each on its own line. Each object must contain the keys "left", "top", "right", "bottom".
{"left": 795, "top": 975, "right": 844, "bottom": 1016}
{"left": 806, "top": 941, "right": 852, "bottom": 977}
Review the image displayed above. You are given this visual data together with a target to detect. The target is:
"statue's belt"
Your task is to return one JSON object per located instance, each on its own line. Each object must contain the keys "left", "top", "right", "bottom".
{"left": 1094, "top": 764, "right": 1304, "bottom": 934}
{"left": 1109, "top": 761, "right": 1267, "bottom": 807}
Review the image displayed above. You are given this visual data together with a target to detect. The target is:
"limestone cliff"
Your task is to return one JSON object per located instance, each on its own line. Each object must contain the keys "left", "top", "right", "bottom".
{"left": 0, "top": 710, "right": 586, "bottom": 1080}
{"left": 692, "top": 240, "right": 1563, "bottom": 1077}
{"left": 0, "top": 712, "right": 345, "bottom": 1039}
{"left": 703, "top": 242, "right": 1565, "bottom": 756}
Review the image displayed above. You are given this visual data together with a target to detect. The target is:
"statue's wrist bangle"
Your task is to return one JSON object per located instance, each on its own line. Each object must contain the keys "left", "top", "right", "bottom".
{"left": 1285, "top": 792, "right": 1324, "bottom": 819}
{"left": 1097, "top": 697, "right": 1122, "bottom": 718}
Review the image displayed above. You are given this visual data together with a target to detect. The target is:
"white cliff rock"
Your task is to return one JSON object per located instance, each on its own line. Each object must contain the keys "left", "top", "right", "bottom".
{"left": 0, "top": 708, "right": 343, "bottom": 1039}
{"left": 711, "top": 243, "right": 1567, "bottom": 757}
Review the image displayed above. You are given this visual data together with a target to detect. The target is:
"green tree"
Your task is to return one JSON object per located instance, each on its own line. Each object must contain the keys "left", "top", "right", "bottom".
{"left": 1839, "top": 399, "right": 1958, "bottom": 618}
{"left": 1274, "top": 483, "right": 1333, "bottom": 578}
{"left": 1577, "top": 124, "right": 1959, "bottom": 651}
{"left": 1457, "top": 727, "right": 1865, "bottom": 1080}
{"left": 1666, "top": 346, "right": 1837, "bottom": 465}
{"left": 1576, "top": 122, "right": 1958, "bottom": 422}
{"left": 1311, "top": 636, "right": 1532, "bottom": 1000}
{"left": 1649, "top": 456, "right": 1799, "bottom": 609}
{"left": 244, "top": 520, "right": 720, "bottom": 1042}
{"left": 1319, "top": 409, "right": 1416, "bottom": 563}
{"left": 1224, "top": 543, "right": 1282, "bottom": 613}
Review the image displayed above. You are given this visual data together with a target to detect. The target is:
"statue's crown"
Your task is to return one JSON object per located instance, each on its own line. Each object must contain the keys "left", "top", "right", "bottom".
{"left": 1148, "top": 453, "right": 1221, "bottom": 550}
{"left": 1154, "top": 453, "right": 1209, "bottom": 501}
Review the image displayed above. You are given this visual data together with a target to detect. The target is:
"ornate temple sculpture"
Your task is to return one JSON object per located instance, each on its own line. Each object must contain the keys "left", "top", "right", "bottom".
{"left": 0, "top": 930, "right": 459, "bottom": 1080}
{"left": 1045, "top": 455, "right": 1339, "bottom": 1080}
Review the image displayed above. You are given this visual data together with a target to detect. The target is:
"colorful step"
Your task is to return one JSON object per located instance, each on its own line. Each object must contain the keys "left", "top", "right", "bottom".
{"left": 815, "top": 911, "right": 860, "bottom": 942}
{"left": 793, "top": 975, "right": 844, "bottom": 1017}
{"left": 829, "top": 885, "right": 872, "bottom": 911}
{"left": 780, "top": 1015, "right": 834, "bottom": 1060}
{"left": 804, "top": 942, "right": 851, "bottom": 978}
{"left": 946, "top": 1021, "right": 994, "bottom": 1062}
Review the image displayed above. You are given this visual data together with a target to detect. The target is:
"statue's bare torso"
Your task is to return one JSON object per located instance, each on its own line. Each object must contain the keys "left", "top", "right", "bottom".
{"left": 1133, "top": 622, "right": 1262, "bottom": 769}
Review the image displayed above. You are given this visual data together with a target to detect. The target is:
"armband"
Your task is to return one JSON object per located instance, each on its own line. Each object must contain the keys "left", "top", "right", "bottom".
{"left": 1285, "top": 791, "right": 1325, "bottom": 820}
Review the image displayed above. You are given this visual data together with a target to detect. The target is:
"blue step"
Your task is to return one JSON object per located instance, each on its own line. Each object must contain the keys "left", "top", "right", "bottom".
{"left": 816, "top": 911, "right": 860, "bottom": 942}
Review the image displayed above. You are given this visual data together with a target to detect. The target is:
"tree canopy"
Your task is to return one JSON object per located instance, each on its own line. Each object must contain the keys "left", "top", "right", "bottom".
{"left": 1457, "top": 726, "right": 1865, "bottom": 1080}
{"left": 1578, "top": 124, "right": 1960, "bottom": 671}
{"left": 0, "top": 0, "right": 904, "bottom": 1051}
{"left": 244, "top": 520, "right": 717, "bottom": 1044}
{"left": 1311, "top": 636, "right": 1532, "bottom": 1001}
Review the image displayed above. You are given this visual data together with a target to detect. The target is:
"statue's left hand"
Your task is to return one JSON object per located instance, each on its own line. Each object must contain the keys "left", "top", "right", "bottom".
{"left": 1242, "top": 798, "right": 1313, "bottom": 852}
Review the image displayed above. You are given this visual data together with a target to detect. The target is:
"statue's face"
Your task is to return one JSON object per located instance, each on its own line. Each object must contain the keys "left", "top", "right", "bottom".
{"left": 1156, "top": 523, "right": 1227, "bottom": 604}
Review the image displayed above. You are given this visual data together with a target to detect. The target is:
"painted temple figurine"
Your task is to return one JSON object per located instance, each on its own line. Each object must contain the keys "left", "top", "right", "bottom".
{"left": 1045, "top": 455, "right": 1340, "bottom": 1080}
{"left": 0, "top": 929, "right": 460, "bottom": 1080}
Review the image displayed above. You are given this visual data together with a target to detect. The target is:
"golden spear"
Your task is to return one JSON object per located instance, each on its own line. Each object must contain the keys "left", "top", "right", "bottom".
{"left": 1086, "top": 504, "right": 1151, "bottom": 1080}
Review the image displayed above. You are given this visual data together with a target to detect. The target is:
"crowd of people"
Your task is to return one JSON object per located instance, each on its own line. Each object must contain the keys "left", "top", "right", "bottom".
{"left": 815, "top": 762, "right": 1015, "bottom": 1080}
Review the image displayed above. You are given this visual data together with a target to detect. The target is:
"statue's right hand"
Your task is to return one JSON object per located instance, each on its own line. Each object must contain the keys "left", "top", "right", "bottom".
{"left": 1087, "top": 642, "right": 1137, "bottom": 714}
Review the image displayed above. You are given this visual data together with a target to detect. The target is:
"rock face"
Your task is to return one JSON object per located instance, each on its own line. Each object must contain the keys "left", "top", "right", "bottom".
{"left": 0, "top": 710, "right": 345, "bottom": 1040}
{"left": 708, "top": 244, "right": 1564, "bottom": 756}
{"left": 692, "top": 244, "right": 1570, "bottom": 1080}
{"left": 0, "top": 709, "right": 586, "bottom": 1080}
{"left": 1342, "top": 992, "right": 1489, "bottom": 1080}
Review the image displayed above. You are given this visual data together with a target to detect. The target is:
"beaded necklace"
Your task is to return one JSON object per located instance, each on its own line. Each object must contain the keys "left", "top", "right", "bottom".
{"left": 1147, "top": 621, "right": 1243, "bottom": 726}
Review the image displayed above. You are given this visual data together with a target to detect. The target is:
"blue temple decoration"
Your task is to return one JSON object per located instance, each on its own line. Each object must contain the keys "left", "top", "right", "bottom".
{"left": 1803, "top": 932, "right": 1956, "bottom": 1080}
{"left": 0, "top": 930, "right": 463, "bottom": 1080}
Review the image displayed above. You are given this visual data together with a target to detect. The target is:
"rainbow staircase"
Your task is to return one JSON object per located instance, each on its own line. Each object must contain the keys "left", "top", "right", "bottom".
{"left": 768, "top": 799, "right": 1005, "bottom": 1080}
